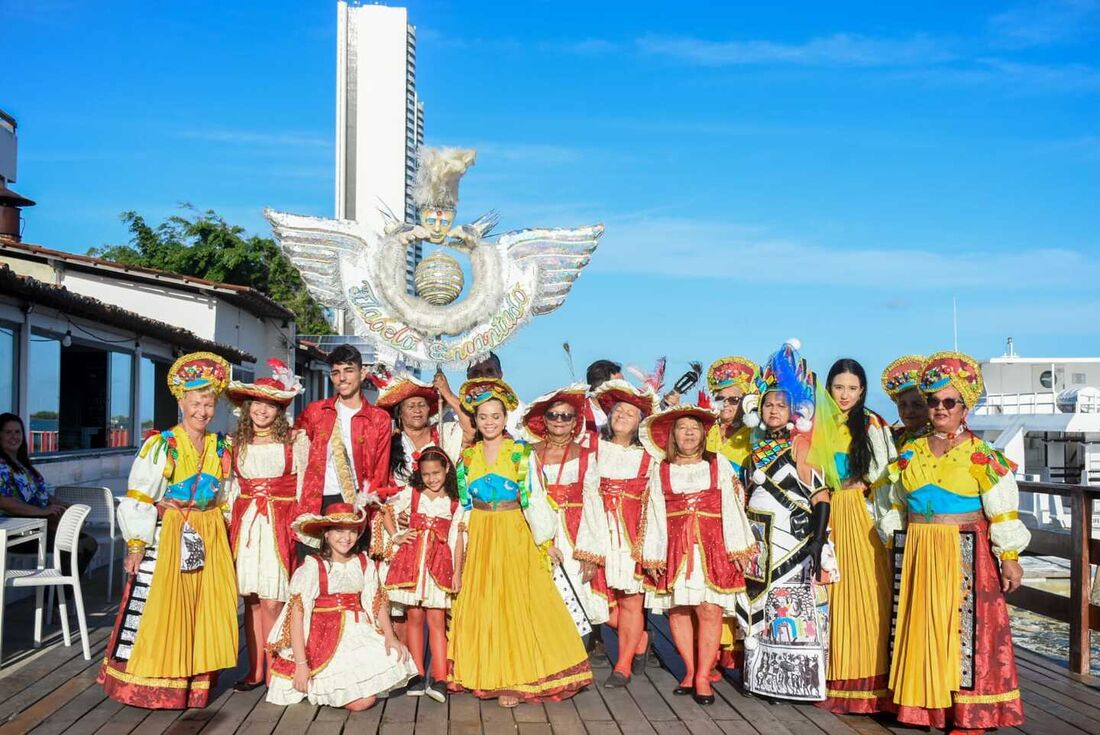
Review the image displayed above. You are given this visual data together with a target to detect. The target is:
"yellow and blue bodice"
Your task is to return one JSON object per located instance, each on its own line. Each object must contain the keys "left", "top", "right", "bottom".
{"left": 895, "top": 436, "right": 1012, "bottom": 518}
{"left": 456, "top": 439, "right": 532, "bottom": 509}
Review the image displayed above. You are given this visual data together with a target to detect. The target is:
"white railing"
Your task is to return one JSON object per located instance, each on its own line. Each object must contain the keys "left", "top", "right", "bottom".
{"left": 973, "top": 392, "right": 1100, "bottom": 415}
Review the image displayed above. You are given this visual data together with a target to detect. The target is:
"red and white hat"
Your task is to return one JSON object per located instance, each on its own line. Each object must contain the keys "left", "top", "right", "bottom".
{"left": 376, "top": 375, "right": 440, "bottom": 412}
{"left": 593, "top": 378, "right": 660, "bottom": 419}
{"left": 226, "top": 359, "right": 303, "bottom": 407}
{"left": 522, "top": 383, "right": 589, "bottom": 441}
{"left": 292, "top": 502, "right": 369, "bottom": 539}
{"left": 639, "top": 405, "right": 718, "bottom": 461}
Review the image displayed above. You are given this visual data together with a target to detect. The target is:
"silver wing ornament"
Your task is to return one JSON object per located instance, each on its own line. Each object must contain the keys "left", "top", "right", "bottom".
{"left": 266, "top": 205, "right": 603, "bottom": 368}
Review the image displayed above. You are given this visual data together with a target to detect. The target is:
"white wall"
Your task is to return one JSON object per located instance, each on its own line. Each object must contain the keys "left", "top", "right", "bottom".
{"left": 63, "top": 270, "right": 218, "bottom": 339}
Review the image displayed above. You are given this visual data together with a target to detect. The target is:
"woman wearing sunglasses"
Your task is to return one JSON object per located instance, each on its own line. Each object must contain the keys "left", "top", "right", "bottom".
{"left": 878, "top": 352, "right": 1028, "bottom": 732}
{"left": 524, "top": 385, "right": 605, "bottom": 633}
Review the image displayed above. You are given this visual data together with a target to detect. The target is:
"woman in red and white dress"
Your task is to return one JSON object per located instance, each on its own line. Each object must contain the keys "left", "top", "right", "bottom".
{"left": 575, "top": 379, "right": 660, "bottom": 687}
{"left": 524, "top": 385, "right": 605, "bottom": 631}
{"left": 225, "top": 359, "right": 310, "bottom": 690}
{"left": 640, "top": 405, "right": 756, "bottom": 705}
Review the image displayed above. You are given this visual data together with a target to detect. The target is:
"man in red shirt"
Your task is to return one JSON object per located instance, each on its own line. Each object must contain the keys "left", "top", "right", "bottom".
{"left": 295, "top": 345, "right": 392, "bottom": 518}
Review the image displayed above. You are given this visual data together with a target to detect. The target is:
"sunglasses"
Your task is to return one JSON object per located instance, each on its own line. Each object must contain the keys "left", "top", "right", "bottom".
{"left": 545, "top": 411, "right": 576, "bottom": 423}
{"left": 716, "top": 395, "right": 743, "bottom": 406}
{"left": 927, "top": 397, "right": 965, "bottom": 410}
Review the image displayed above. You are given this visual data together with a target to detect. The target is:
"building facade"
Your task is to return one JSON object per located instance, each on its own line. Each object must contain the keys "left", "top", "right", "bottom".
{"left": 334, "top": 0, "right": 424, "bottom": 330}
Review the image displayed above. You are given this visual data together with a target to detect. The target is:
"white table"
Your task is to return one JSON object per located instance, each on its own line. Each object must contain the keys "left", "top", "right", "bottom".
{"left": 0, "top": 517, "right": 48, "bottom": 666}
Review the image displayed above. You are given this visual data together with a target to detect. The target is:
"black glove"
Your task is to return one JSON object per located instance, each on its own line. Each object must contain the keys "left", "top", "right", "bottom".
{"left": 805, "top": 501, "right": 831, "bottom": 582}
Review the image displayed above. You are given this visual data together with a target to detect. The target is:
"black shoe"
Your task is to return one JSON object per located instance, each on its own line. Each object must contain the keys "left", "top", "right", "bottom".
{"left": 406, "top": 675, "right": 426, "bottom": 696}
{"left": 233, "top": 680, "right": 263, "bottom": 692}
{"left": 587, "top": 639, "right": 609, "bottom": 666}
{"left": 603, "top": 671, "right": 630, "bottom": 688}
{"left": 693, "top": 692, "right": 715, "bottom": 706}
{"left": 673, "top": 686, "right": 694, "bottom": 696}
{"left": 632, "top": 652, "right": 648, "bottom": 674}
{"left": 425, "top": 680, "right": 447, "bottom": 703}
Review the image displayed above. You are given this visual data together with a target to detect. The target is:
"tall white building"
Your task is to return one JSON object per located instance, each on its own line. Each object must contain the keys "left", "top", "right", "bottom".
{"left": 335, "top": 1, "right": 424, "bottom": 310}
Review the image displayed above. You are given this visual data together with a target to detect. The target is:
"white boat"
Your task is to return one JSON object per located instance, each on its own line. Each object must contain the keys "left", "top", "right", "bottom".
{"left": 968, "top": 338, "right": 1100, "bottom": 530}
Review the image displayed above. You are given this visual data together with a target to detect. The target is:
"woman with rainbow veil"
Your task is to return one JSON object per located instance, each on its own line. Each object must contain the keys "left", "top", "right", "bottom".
{"left": 447, "top": 378, "right": 594, "bottom": 708}
{"left": 98, "top": 353, "right": 239, "bottom": 709}
{"left": 808, "top": 358, "right": 896, "bottom": 714}
{"left": 734, "top": 340, "right": 835, "bottom": 702}
{"left": 879, "top": 352, "right": 1027, "bottom": 732}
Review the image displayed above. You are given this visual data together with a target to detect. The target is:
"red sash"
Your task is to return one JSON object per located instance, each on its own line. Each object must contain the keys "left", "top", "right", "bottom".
{"left": 384, "top": 490, "right": 458, "bottom": 593}
{"left": 653, "top": 458, "right": 745, "bottom": 594}
{"left": 271, "top": 553, "right": 369, "bottom": 677}
{"left": 542, "top": 448, "right": 591, "bottom": 546}
{"left": 228, "top": 442, "right": 298, "bottom": 579}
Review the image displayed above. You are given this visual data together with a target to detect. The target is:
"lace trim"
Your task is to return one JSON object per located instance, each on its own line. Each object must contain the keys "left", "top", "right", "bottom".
{"left": 266, "top": 593, "right": 302, "bottom": 653}
{"left": 573, "top": 549, "right": 605, "bottom": 566}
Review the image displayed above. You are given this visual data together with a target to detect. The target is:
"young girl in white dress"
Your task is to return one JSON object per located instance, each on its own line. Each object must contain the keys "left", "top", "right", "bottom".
{"left": 266, "top": 503, "right": 417, "bottom": 710}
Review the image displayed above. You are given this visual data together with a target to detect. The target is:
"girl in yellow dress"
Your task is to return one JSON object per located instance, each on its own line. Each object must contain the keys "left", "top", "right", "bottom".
{"left": 448, "top": 378, "right": 594, "bottom": 707}
{"left": 98, "top": 352, "right": 239, "bottom": 709}
{"left": 813, "top": 358, "right": 896, "bottom": 714}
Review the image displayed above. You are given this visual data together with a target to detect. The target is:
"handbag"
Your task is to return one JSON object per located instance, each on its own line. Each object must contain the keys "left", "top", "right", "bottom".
{"left": 178, "top": 442, "right": 208, "bottom": 572}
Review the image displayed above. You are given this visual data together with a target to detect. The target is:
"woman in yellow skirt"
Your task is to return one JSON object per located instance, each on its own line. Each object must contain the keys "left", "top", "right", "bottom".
{"left": 880, "top": 352, "right": 1027, "bottom": 731}
{"left": 812, "top": 358, "right": 896, "bottom": 714}
{"left": 98, "top": 352, "right": 240, "bottom": 709}
{"left": 448, "top": 378, "right": 594, "bottom": 708}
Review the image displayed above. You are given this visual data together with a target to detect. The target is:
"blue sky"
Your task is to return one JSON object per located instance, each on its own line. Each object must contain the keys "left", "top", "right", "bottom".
{"left": 4, "top": 0, "right": 1100, "bottom": 412}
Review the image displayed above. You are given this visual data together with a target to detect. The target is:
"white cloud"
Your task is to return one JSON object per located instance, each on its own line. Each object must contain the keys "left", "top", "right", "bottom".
{"left": 587, "top": 213, "right": 1100, "bottom": 291}
{"left": 471, "top": 142, "right": 583, "bottom": 165}
{"left": 636, "top": 32, "right": 955, "bottom": 68}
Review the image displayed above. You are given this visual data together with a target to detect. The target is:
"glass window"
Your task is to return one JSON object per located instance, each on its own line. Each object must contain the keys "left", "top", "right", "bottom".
{"left": 0, "top": 322, "right": 16, "bottom": 415}
{"left": 140, "top": 357, "right": 178, "bottom": 432}
{"left": 28, "top": 333, "right": 60, "bottom": 454}
{"left": 109, "top": 351, "right": 133, "bottom": 448}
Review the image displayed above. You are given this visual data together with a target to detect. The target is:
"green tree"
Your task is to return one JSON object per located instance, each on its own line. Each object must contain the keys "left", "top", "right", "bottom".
{"left": 90, "top": 206, "right": 333, "bottom": 335}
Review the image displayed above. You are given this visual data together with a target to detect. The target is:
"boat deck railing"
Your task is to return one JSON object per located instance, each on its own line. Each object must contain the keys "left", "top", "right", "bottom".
{"left": 975, "top": 392, "right": 1100, "bottom": 414}
{"left": 1013, "top": 480, "right": 1100, "bottom": 674}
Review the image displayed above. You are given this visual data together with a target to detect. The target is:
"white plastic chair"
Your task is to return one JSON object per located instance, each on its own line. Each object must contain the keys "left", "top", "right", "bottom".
{"left": 52, "top": 486, "right": 117, "bottom": 598}
{"left": 6, "top": 504, "right": 92, "bottom": 660}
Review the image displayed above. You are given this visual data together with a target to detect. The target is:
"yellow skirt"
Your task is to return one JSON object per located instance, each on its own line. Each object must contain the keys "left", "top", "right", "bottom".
{"left": 128, "top": 507, "right": 240, "bottom": 679}
{"left": 889, "top": 522, "right": 962, "bottom": 709}
{"left": 448, "top": 508, "right": 592, "bottom": 700}
{"left": 827, "top": 488, "right": 893, "bottom": 681}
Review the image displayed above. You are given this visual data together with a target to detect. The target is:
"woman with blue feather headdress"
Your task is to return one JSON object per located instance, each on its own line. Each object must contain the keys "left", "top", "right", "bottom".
{"left": 735, "top": 340, "right": 837, "bottom": 702}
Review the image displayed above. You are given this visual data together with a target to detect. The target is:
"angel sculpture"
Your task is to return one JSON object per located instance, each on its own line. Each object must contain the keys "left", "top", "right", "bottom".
{"left": 265, "top": 147, "right": 603, "bottom": 368}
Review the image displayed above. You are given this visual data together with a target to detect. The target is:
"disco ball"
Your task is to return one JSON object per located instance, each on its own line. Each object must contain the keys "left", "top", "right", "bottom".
{"left": 415, "top": 250, "right": 464, "bottom": 305}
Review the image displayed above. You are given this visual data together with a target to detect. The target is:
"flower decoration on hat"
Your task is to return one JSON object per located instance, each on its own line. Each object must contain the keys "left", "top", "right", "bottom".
{"left": 707, "top": 356, "right": 759, "bottom": 396}
{"left": 226, "top": 358, "right": 303, "bottom": 407}
{"left": 522, "top": 383, "right": 588, "bottom": 441}
{"left": 459, "top": 377, "right": 519, "bottom": 414}
{"left": 639, "top": 405, "right": 718, "bottom": 461}
{"left": 168, "top": 351, "right": 231, "bottom": 400}
{"left": 881, "top": 355, "right": 925, "bottom": 401}
{"left": 920, "top": 351, "right": 984, "bottom": 408}
{"left": 376, "top": 375, "right": 440, "bottom": 412}
{"left": 742, "top": 339, "right": 816, "bottom": 433}
{"left": 292, "top": 502, "right": 369, "bottom": 540}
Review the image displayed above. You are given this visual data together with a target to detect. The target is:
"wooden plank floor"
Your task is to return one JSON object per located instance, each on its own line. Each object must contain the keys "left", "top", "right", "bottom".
{"left": 1, "top": 562, "right": 1097, "bottom": 735}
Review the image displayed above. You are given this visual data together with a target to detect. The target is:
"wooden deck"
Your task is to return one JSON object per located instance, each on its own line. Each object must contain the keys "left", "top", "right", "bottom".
{"left": 1, "top": 563, "right": 1097, "bottom": 735}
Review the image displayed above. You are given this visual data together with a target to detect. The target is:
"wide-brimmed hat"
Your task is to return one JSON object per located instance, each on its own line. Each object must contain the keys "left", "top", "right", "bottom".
{"left": 292, "top": 502, "right": 369, "bottom": 539}
{"left": 459, "top": 378, "right": 519, "bottom": 414}
{"left": 226, "top": 358, "right": 303, "bottom": 407}
{"left": 522, "top": 383, "right": 589, "bottom": 441}
{"left": 169, "top": 351, "right": 231, "bottom": 400}
{"left": 376, "top": 375, "right": 440, "bottom": 411}
{"left": 640, "top": 405, "right": 718, "bottom": 461}
{"left": 593, "top": 379, "right": 660, "bottom": 419}
{"left": 881, "top": 355, "right": 925, "bottom": 401}
{"left": 920, "top": 351, "right": 983, "bottom": 408}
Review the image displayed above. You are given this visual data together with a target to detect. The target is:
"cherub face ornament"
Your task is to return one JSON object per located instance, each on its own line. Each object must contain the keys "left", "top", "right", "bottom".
{"left": 419, "top": 207, "right": 455, "bottom": 243}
